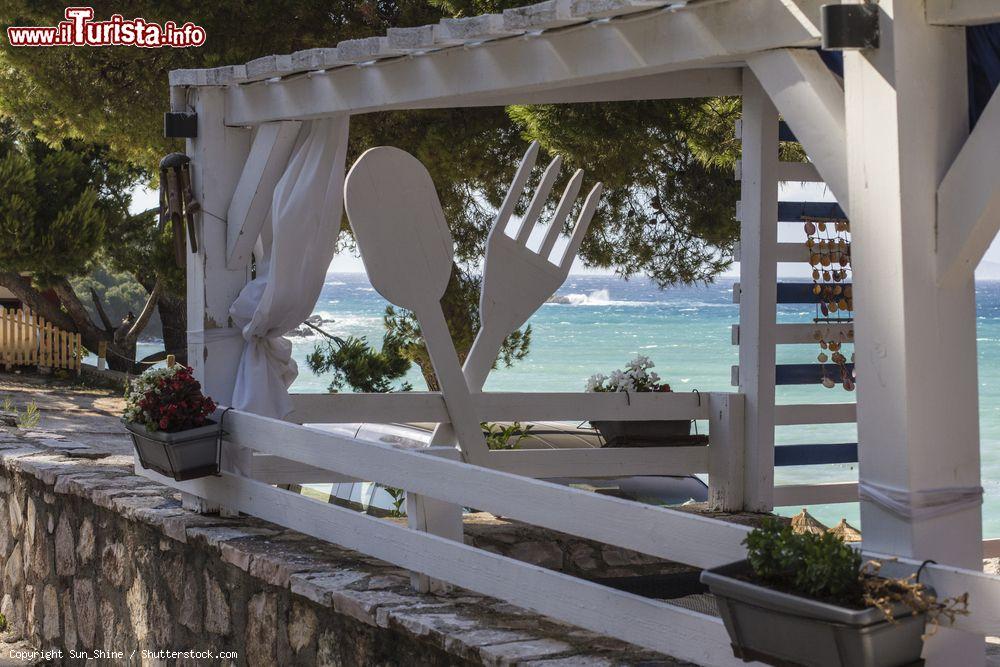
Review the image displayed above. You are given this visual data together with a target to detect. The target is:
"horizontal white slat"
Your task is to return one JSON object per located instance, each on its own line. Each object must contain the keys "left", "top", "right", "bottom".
{"left": 570, "top": 0, "right": 670, "bottom": 20}
{"left": 434, "top": 14, "right": 517, "bottom": 45}
{"left": 485, "top": 445, "right": 710, "bottom": 478}
{"left": 867, "top": 549, "right": 1000, "bottom": 637}
{"left": 288, "top": 390, "right": 713, "bottom": 424}
{"left": 925, "top": 0, "right": 1000, "bottom": 26}
{"left": 225, "top": 0, "right": 826, "bottom": 123}
{"left": 209, "top": 409, "right": 751, "bottom": 567}
{"left": 775, "top": 242, "right": 809, "bottom": 263}
{"left": 774, "top": 403, "right": 856, "bottom": 425}
{"left": 772, "top": 322, "right": 855, "bottom": 344}
{"left": 777, "top": 160, "right": 822, "bottom": 182}
{"left": 773, "top": 482, "right": 858, "bottom": 506}
{"left": 503, "top": 0, "right": 590, "bottom": 30}
{"left": 140, "top": 468, "right": 741, "bottom": 664}
{"left": 251, "top": 455, "right": 359, "bottom": 484}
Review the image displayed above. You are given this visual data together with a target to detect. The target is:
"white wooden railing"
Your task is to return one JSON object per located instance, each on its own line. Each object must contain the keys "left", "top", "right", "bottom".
{"left": 140, "top": 391, "right": 750, "bottom": 665}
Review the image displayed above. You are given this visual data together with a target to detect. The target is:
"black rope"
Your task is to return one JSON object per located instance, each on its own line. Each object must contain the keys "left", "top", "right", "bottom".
{"left": 916, "top": 559, "right": 937, "bottom": 584}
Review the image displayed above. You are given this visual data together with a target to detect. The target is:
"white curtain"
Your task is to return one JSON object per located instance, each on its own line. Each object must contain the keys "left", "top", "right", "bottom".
{"left": 229, "top": 115, "right": 350, "bottom": 418}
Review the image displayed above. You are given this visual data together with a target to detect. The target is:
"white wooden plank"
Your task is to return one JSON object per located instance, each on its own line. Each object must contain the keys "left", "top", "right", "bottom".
{"left": 485, "top": 446, "right": 710, "bottom": 478}
{"left": 290, "top": 48, "right": 343, "bottom": 72}
{"left": 772, "top": 482, "right": 858, "bottom": 506}
{"left": 936, "top": 85, "right": 1000, "bottom": 286}
{"left": 288, "top": 390, "right": 714, "bottom": 424}
{"left": 251, "top": 454, "right": 359, "bottom": 484}
{"left": 865, "top": 549, "right": 1000, "bottom": 638}
{"left": 738, "top": 70, "right": 779, "bottom": 512}
{"left": 845, "top": 5, "right": 984, "bottom": 659}
{"left": 503, "top": 0, "right": 588, "bottom": 30}
{"left": 225, "top": 0, "right": 827, "bottom": 123}
{"left": 747, "top": 49, "right": 849, "bottom": 212}
{"left": 244, "top": 54, "right": 294, "bottom": 82}
{"left": 777, "top": 160, "right": 823, "bottom": 182}
{"left": 774, "top": 402, "right": 856, "bottom": 426}
{"left": 226, "top": 121, "right": 301, "bottom": 269}
{"left": 774, "top": 242, "right": 809, "bottom": 263}
{"left": 206, "top": 409, "right": 752, "bottom": 567}
{"left": 336, "top": 37, "right": 401, "bottom": 63}
{"left": 708, "top": 393, "right": 745, "bottom": 511}
{"left": 434, "top": 14, "right": 517, "bottom": 46}
{"left": 771, "top": 322, "right": 854, "bottom": 345}
{"left": 926, "top": 0, "right": 1000, "bottom": 26}
{"left": 569, "top": 0, "right": 669, "bottom": 20}
{"left": 139, "top": 467, "right": 742, "bottom": 665}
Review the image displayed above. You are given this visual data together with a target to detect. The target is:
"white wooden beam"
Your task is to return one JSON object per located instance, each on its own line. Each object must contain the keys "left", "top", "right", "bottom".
{"left": 485, "top": 446, "right": 710, "bottom": 478}
{"left": 774, "top": 402, "right": 856, "bottom": 426}
{"left": 845, "top": 2, "right": 984, "bottom": 662}
{"left": 738, "top": 69, "right": 780, "bottom": 512}
{"left": 936, "top": 86, "right": 1000, "bottom": 286}
{"left": 926, "top": 0, "right": 1000, "bottom": 26}
{"left": 772, "top": 482, "right": 857, "bottom": 506}
{"left": 226, "top": 121, "right": 301, "bottom": 269}
{"left": 747, "top": 49, "right": 849, "bottom": 212}
{"left": 225, "top": 0, "right": 826, "bottom": 124}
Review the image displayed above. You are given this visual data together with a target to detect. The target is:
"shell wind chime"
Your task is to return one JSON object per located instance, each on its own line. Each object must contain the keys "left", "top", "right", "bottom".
{"left": 805, "top": 217, "right": 855, "bottom": 391}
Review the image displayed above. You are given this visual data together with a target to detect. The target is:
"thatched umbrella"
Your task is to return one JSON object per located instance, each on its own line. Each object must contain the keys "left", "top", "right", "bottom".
{"left": 790, "top": 508, "right": 827, "bottom": 535}
{"left": 828, "top": 518, "right": 862, "bottom": 542}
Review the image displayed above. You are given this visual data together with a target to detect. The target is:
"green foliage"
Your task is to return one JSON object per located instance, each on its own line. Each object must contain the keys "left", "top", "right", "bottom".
{"left": 0, "top": 120, "right": 136, "bottom": 282}
{"left": 744, "top": 518, "right": 863, "bottom": 605}
{"left": 482, "top": 421, "right": 533, "bottom": 450}
{"left": 306, "top": 334, "right": 413, "bottom": 393}
{"left": 1, "top": 398, "right": 41, "bottom": 429}
{"left": 381, "top": 486, "right": 407, "bottom": 517}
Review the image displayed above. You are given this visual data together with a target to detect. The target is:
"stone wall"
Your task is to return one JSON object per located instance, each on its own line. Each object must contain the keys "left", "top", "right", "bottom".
{"left": 0, "top": 425, "right": 684, "bottom": 666}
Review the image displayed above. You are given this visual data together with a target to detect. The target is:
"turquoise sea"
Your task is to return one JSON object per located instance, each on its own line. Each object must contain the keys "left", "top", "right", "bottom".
{"left": 138, "top": 272, "right": 1000, "bottom": 537}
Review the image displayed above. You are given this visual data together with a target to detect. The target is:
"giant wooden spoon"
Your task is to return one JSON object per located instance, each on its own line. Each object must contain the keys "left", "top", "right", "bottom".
{"left": 344, "top": 146, "right": 489, "bottom": 464}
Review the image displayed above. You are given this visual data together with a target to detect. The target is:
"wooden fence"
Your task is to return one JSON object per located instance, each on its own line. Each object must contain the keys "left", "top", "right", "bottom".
{"left": 0, "top": 308, "right": 82, "bottom": 373}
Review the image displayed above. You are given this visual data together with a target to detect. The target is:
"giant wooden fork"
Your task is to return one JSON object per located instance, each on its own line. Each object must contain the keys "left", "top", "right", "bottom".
{"left": 431, "top": 141, "right": 602, "bottom": 445}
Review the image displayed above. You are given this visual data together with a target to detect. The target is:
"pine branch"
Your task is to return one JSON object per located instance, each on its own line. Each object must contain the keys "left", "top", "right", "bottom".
{"left": 126, "top": 279, "right": 161, "bottom": 341}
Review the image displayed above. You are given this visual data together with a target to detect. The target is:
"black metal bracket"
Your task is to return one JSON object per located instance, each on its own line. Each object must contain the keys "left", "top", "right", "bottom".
{"left": 164, "top": 112, "right": 198, "bottom": 138}
{"left": 821, "top": 3, "right": 879, "bottom": 51}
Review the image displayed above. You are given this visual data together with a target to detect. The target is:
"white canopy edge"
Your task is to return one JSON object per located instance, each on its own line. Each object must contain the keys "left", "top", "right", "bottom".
{"left": 169, "top": 0, "right": 829, "bottom": 123}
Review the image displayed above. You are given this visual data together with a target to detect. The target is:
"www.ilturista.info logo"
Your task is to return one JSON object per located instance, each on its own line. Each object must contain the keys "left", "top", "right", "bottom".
{"left": 6, "top": 7, "right": 206, "bottom": 48}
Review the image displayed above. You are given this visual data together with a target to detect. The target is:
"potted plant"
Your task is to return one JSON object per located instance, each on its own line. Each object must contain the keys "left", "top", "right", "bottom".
{"left": 586, "top": 355, "right": 699, "bottom": 447}
{"left": 122, "top": 364, "right": 221, "bottom": 481}
{"left": 701, "top": 518, "right": 968, "bottom": 667}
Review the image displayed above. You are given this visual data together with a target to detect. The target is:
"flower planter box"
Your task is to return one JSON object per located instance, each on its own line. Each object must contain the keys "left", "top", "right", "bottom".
{"left": 701, "top": 561, "right": 926, "bottom": 667}
{"left": 123, "top": 419, "right": 221, "bottom": 481}
{"left": 591, "top": 419, "right": 706, "bottom": 447}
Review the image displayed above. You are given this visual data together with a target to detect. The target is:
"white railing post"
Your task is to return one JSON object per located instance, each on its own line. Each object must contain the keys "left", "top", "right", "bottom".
{"left": 708, "top": 392, "right": 745, "bottom": 511}
{"left": 179, "top": 85, "right": 252, "bottom": 514}
{"left": 845, "top": 2, "right": 984, "bottom": 663}
{"left": 738, "top": 69, "right": 779, "bottom": 512}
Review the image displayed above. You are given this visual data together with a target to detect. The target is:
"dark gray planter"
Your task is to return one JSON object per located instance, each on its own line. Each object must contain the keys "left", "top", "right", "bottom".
{"left": 123, "top": 419, "right": 221, "bottom": 481}
{"left": 701, "top": 561, "right": 926, "bottom": 667}
{"left": 590, "top": 419, "right": 700, "bottom": 447}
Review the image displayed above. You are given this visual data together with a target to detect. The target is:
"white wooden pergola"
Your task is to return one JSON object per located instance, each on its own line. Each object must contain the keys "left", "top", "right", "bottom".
{"left": 153, "top": 1, "right": 1000, "bottom": 664}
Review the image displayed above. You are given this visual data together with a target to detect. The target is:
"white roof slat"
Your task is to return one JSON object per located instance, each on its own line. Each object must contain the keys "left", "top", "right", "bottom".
{"left": 336, "top": 36, "right": 404, "bottom": 63}
{"left": 503, "top": 0, "right": 589, "bottom": 30}
{"left": 386, "top": 25, "right": 438, "bottom": 52}
{"left": 290, "top": 48, "right": 344, "bottom": 72}
{"left": 434, "top": 14, "right": 521, "bottom": 45}
{"left": 169, "top": 65, "right": 247, "bottom": 87}
{"left": 244, "top": 55, "right": 295, "bottom": 82}
{"left": 570, "top": 0, "right": 672, "bottom": 20}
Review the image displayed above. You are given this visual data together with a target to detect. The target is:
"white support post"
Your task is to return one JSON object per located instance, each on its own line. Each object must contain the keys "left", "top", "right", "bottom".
{"left": 844, "top": 3, "right": 984, "bottom": 664}
{"left": 738, "top": 70, "right": 780, "bottom": 512}
{"left": 181, "top": 86, "right": 252, "bottom": 513}
{"left": 708, "top": 393, "right": 745, "bottom": 511}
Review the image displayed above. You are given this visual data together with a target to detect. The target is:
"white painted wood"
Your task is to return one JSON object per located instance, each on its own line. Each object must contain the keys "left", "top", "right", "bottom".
{"left": 291, "top": 48, "right": 343, "bottom": 72}
{"left": 772, "top": 482, "right": 858, "bottom": 506}
{"left": 936, "top": 86, "right": 1000, "bottom": 286}
{"left": 864, "top": 550, "right": 1000, "bottom": 638}
{"left": 485, "top": 446, "right": 709, "bottom": 478}
{"left": 708, "top": 392, "right": 746, "bottom": 511}
{"left": 771, "top": 322, "right": 854, "bottom": 345}
{"left": 926, "top": 0, "right": 1000, "bottom": 26}
{"left": 245, "top": 54, "right": 294, "bottom": 82}
{"left": 434, "top": 14, "right": 517, "bottom": 45}
{"left": 777, "top": 160, "right": 822, "bottom": 183}
{"left": 139, "top": 467, "right": 742, "bottom": 665}
{"left": 250, "top": 455, "right": 358, "bottom": 484}
{"left": 774, "top": 242, "right": 810, "bottom": 263}
{"left": 287, "top": 390, "right": 714, "bottom": 424}
{"left": 747, "top": 49, "right": 849, "bottom": 212}
{"left": 167, "top": 408, "right": 751, "bottom": 567}
{"left": 774, "top": 402, "right": 856, "bottom": 426}
{"left": 844, "top": 3, "right": 984, "bottom": 662}
{"left": 503, "top": 0, "right": 588, "bottom": 30}
{"left": 344, "top": 147, "right": 489, "bottom": 466}
{"left": 224, "top": 0, "right": 827, "bottom": 124}
{"left": 226, "top": 121, "right": 301, "bottom": 269}
{"left": 738, "top": 69, "right": 780, "bottom": 512}
{"left": 569, "top": 0, "right": 669, "bottom": 20}
{"left": 406, "top": 446, "right": 463, "bottom": 593}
